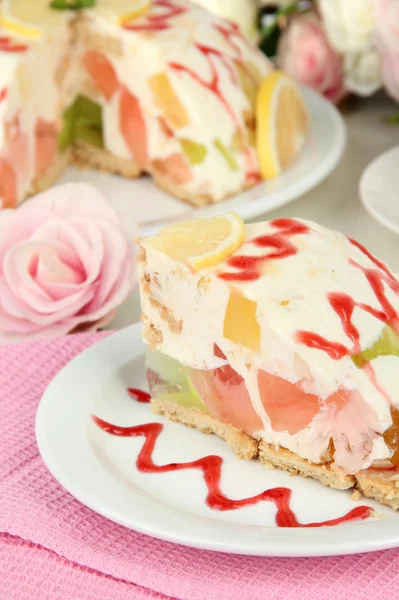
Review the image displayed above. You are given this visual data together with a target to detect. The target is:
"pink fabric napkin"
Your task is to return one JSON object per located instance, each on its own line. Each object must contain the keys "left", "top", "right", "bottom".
{"left": 2, "top": 333, "right": 399, "bottom": 600}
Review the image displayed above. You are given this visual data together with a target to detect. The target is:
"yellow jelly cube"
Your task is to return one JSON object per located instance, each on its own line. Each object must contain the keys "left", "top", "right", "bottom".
{"left": 223, "top": 293, "right": 260, "bottom": 351}
{"left": 149, "top": 72, "right": 190, "bottom": 129}
{"left": 179, "top": 138, "right": 207, "bottom": 165}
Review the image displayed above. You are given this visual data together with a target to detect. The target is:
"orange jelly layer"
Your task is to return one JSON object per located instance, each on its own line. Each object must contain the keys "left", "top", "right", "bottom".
{"left": 190, "top": 361, "right": 355, "bottom": 437}
{"left": 384, "top": 407, "right": 399, "bottom": 465}
{"left": 190, "top": 363, "right": 263, "bottom": 435}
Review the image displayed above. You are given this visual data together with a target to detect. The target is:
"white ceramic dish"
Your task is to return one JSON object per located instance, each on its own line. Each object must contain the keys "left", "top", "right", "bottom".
{"left": 36, "top": 324, "right": 399, "bottom": 557}
{"left": 360, "top": 146, "right": 399, "bottom": 236}
{"left": 57, "top": 87, "right": 346, "bottom": 236}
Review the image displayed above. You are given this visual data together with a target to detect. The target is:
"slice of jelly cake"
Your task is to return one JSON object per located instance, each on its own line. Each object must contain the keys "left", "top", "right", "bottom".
{"left": 138, "top": 213, "right": 399, "bottom": 509}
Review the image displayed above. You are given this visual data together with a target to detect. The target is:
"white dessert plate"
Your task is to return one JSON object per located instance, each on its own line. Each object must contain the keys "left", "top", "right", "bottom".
{"left": 360, "top": 146, "right": 399, "bottom": 235}
{"left": 56, "top": 87, "right": 346, "bottom": 236}
{"left": 36, "top": 324, "right": 399, "bottom": 557}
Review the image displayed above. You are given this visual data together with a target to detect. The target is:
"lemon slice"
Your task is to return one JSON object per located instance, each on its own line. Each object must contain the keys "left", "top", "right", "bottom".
{"left": 95, "top": 0, "right": 150, "bottom": 25}
{"left": 256, "top": 70, "right": 309, "bottom": 180}
{"left": 148, "top": 212, "right": 245, "bottom": 271}
{"left": 0, "top": 0, "right": 67, "bottom": 39}
{"left": 0, "top": 0, "right": 150, "bottom": 39}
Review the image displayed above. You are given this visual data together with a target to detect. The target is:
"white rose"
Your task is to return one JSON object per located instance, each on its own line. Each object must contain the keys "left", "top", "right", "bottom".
{"left": 318, "top": 0, "right": 376, "bottom": 53}
{"left": 259, "top": 0, "right": 314, "bottom": 10}
{"left": 260, "top": 0, "right": 294, "bottom": 5}
{"left": 344, "top": 48, "right": 382, "bottom": 96}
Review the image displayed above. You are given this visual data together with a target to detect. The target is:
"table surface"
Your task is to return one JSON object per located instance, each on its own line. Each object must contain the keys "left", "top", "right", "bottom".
{"left": 107, "top": 93, "right": 399, "bottom": 331}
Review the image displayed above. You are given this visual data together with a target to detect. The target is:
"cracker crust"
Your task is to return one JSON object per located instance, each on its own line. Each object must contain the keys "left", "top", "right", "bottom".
{"left": 258, "top": 440, "right": 355, "bottom": 490}
{"left": 151, "top": 398, "right": 399, "bottom": 509}
{"left": 355, "top": 471, "right": 399, "bottom": 511}
{"left": 72, "top": 142, "right": 142, "bottom": 178}
{"left": 152, "top": 172, "right": 258, "bottom": 208}
{"left": 151, "top": 398, "right": 258, "bottom": 460}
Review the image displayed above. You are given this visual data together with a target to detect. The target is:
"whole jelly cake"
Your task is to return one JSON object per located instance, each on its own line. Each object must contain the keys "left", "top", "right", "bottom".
{"left": 138, "top": 212, "right": 399, "bottom": 510}
{"left": 0, "top": 0, "right": 308, "bottom": 210}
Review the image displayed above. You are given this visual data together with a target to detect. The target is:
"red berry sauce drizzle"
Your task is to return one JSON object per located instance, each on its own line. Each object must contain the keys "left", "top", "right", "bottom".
{"left": 169, "top": 27, "right": 260, "bottom": 185}
{"left": 0, "top": 36, "right": 28, "bottom": 53}
{"left": 122, "top": 0, "right": 187, "bottom": 32}
{"left": 296, "top": 237, "right": 399, "bottom": 402}
{"left": 214, "top": 22, "right": 262, "bottom": 184}
{"left": 92, "top": 387, "right": 373, "bottom": 528}
{"left": 170, "top": 44, "right": 238, "bottom": 125}
{"left": 127, "top": 387, "right": 152, "bottom": 403}
{"left": 219, "top": 218, "right": 310, "bottom": 282}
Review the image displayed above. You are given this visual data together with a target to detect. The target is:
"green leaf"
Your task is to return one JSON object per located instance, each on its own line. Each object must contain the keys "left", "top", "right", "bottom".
{"left": 258, "top": 1, "right": 313, "bottom": 57}
{"left": 50, "top": 0, "right": 95, "bottom": 10}
{"left": 50, "top": 0, "right": 68, "bottom": 8}
{"left": 259, "top": 2, "right": 299, "bottom": 40}
{"left": 385, "top": 111, "right": 399, "bottom": 124}
{"left": 259, "top": 26, "right": 281, "bottom": 59}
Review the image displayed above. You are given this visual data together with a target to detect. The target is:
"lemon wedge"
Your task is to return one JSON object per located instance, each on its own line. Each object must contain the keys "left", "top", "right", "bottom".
{"left": 256, "top": 70, "right": 309, "bottom": 180}
{"left": 148, "top": 212, "right": 245, "bottom": 271}
{"left": 0, "top": 0, "right": 150, "bottom": 39}
{"left": 0, "top": 0, "right": 67, "bottom": 38}
{"left": 95, "top": 0, "right": 150, "bottom": 25}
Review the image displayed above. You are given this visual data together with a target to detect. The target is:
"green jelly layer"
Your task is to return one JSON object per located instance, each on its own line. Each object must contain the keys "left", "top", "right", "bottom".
{"left": 352, "top": 326, "right": 399, "bottom": 368}
{"left": 146, "top": 348, "right": 208, "bottom": 412}
{"left": 58, "top": 95, "right": 104, "bottom": 151}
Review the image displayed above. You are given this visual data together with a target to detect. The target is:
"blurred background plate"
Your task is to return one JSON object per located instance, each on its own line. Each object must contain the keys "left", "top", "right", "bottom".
{"left": 360, "top": 146, "right": 399, "bottom": 236}
{"left": 57, "top": 86, "right": 346, "bottom": 236}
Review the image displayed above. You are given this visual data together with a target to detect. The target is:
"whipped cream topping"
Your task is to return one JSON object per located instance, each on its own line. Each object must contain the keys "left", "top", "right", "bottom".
{"left": 139, "top": 218, "right": 399, "bottom": 473}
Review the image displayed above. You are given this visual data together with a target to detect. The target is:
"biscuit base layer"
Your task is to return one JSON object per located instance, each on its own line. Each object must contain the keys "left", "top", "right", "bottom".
{"left": 72, "top": 142, "right": 142, "bottom": 178}
{"left": 18, "top": 139, "right": 260, "bottom": 209}
{"left": 153, "top": 172, "right": 259, "bottom": 208}
{"left": 151, "top": 398, "right": 258, "bottom": 460}
{"left": 153, "top": 175, "right": 216, "bottom": 208}
{"left": 356, "top": 470, "right": 399, "bottom": 511}
{"left": 72, "top": 144, "right": 249, "bottom": 208}
{"left": 151, "top": 398, "right": 399, "bottom": 509}
{"left": 258, "top": 440, "right": 354, "bottom": 490}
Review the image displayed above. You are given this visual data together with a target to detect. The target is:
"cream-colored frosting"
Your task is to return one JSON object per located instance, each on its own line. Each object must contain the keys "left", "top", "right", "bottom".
{"left": 139, "top": 218, "right": 399, "bottom": 474}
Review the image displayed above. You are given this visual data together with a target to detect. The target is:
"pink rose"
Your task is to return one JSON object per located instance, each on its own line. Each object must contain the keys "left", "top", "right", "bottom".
{"left": 277, "top": 13, "right": 346, "bottom": 103}
{"left": 375, "top": 0, "right": 399, "bottom": 53}
{"left": 0, "top": 183, "right": 138, "bottom": 344}
{"left": 381, "top": 51, "right": 399, "bottom": 101}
